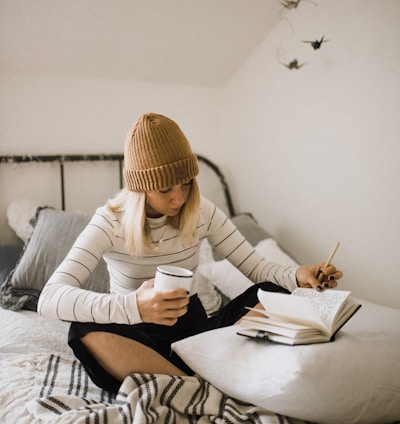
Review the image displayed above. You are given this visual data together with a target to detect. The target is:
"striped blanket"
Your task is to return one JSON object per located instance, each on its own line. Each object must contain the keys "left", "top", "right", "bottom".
{"left": 9, "top": 353, "right": 302, "bottom": 424}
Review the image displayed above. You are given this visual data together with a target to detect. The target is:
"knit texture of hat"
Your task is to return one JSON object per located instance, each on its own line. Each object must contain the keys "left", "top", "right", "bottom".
{"left": 123, "top": 113, "right": 199, "bottom": 192}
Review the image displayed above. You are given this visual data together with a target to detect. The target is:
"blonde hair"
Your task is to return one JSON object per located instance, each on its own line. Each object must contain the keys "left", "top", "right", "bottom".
{"left": 108, "top": 179, "right": 200, "bottom": 256}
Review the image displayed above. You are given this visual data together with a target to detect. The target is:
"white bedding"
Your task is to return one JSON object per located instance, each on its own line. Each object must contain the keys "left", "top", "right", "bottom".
{"left": 0, "top": 307, "right": 306, "bottom": 424}
{"left": 1, "top": 236, "right": 399, "bottom": 423}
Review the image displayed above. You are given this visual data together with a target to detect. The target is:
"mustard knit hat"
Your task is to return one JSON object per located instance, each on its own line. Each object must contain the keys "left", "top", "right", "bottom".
{"left": 123, "top": 113, "right": 199, "bottom": 192}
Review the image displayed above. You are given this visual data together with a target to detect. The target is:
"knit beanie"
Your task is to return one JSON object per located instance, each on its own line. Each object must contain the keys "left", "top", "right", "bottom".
{"left": 123, "top": 113, "right": 199, "bottom": 192}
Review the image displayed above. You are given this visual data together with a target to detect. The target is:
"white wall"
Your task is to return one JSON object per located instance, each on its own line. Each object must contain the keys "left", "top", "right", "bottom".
{"left": 1, "top": 0, "right": 399, "bottom": 309}
{"left": 220, "top": 0, "right": 400, "bottom": 308}
{"left": 0, "top": 73, "right": 221, "bottom": 244}
{"left": 0, "top": 73, "right": 220, "bottom": 156}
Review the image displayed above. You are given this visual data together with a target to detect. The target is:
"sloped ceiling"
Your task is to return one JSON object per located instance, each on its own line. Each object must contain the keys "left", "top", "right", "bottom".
{"left": 0, "top": 0, "right": 281, "bottom": 86}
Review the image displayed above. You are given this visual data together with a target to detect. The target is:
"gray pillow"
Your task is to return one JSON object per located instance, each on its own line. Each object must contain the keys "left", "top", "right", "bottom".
{"left": 213, "top": 213, "right": 270, "bottom": 261}
{"left": 0, "top": 208, "right": 110, "bottom": 311}
{"left": 0, "top": 245, "right": 23, "bottom": 283}
{"left": 231, "top": 214, "right": 270, "bottom": 246}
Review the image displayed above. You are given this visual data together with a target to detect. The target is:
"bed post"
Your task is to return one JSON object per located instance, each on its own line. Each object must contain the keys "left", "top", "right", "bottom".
{"left": 59, "top": 158, "right": 66, "bottom": 210}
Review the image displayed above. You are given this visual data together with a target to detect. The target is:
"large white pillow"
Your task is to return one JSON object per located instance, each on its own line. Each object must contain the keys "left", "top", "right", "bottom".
{"left": 172, "top": 299, "right": 400, "bottom": 424}
{"left": 198, "top": 238, "right": 298, "bottom": 300}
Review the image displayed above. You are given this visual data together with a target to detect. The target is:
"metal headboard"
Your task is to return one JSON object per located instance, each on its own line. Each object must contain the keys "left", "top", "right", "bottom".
{"left": 0, "top": 154, "right": 235, "bottom": 216}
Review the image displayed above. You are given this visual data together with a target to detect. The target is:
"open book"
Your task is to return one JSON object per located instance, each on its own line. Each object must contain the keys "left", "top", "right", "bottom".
{"left": 237, "top": 288, "right": 361, "bottom": 345}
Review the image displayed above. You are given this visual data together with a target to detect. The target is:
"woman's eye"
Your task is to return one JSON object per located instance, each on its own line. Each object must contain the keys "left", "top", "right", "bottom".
{"left": 158, "top": 181, "right": 192, "bottom": 194}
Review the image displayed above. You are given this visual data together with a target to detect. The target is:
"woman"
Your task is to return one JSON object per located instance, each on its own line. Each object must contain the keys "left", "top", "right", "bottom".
{"left": 38, "top": 113, "right": 342, "bottom": 393}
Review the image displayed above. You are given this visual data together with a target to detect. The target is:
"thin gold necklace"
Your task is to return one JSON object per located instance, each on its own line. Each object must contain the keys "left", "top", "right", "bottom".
{"left": 151, "top": 225, "right": 168, "bottom": 252}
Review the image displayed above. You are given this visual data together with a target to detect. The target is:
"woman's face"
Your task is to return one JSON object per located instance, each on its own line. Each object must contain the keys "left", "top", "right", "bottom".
{"left": 145, "top": 181, "right": 192, "bottom": 218}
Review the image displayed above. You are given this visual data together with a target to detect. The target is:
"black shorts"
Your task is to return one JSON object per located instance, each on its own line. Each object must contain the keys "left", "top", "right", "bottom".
{"left": 68, "top": 282, "right": 288, "bottom": 393}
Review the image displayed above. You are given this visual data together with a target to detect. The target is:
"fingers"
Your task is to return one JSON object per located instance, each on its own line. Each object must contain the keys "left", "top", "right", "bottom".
{"left": 318, "top": 278, "right": 338, "bottom": 291}
{"left": 157, "top": 287, "right": 188, "bottom": 301}
{"left": 317, "top": 265, "right": 343, "bottom": 288}
{"left": 137, "top": 283, "right": 190, "bottom": 326}
{"left": 314, "top": 266, "right": 341, "bottom": 291}
{"left": 152, "top": 293, "right": 189, "bottom": 325}
{"left": 296, "top": 264, "right": 343, "bottom": 292}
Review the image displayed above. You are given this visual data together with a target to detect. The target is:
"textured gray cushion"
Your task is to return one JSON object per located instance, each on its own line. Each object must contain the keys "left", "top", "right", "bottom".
{"left": 0, "top": 245, "right": 23, "bottom": 283}
{"left": 0, "top": 208, "right": 110, "bottom": 311}
{"left": 231, "top": 214, "right": 270, "bottom": 246}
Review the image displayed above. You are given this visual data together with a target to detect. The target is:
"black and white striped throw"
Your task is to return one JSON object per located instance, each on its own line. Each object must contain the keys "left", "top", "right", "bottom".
{"left": 30, "top": 354, "right": 297, "bottom": 424}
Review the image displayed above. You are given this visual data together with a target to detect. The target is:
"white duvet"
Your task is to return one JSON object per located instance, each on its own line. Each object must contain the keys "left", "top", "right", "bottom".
{"left": 0, "top": 308, "right": 305, "bottom": 424}
{"left": 0, "top": 309, "right": 70, "bottom": 423}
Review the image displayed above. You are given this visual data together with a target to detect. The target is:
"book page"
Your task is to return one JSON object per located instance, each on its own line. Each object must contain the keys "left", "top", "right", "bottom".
{"left": 257, "top": 288, "right": 351, "bottom": 333}
{"left": 257, "top": 289, "right": 327, "bottom": 331}
{"left": 291, "top": 288, "right": 351, "bottom": 331}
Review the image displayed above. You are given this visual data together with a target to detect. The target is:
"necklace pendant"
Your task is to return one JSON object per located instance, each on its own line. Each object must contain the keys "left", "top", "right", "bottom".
{"left": 154, "top": 245, "right": 160, "bottom": 253}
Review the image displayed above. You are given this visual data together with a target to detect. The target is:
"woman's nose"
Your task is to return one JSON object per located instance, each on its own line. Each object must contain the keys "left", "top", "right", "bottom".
{"left": 170, "top": 187, "right": 185, "bottom": 205}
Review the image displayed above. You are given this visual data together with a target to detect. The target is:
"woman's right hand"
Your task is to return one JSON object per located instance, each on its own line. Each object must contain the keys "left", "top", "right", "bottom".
{"left": 135, "top": 279, "right": 189, "bottom": 325}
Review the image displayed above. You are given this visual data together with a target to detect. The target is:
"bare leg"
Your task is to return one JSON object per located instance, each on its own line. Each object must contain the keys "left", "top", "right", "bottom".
{"left": 81, "top": 332, "right": 187, "bottom": 382}
{"left": 82, "top": 301, "right": 267, "bottom": 382}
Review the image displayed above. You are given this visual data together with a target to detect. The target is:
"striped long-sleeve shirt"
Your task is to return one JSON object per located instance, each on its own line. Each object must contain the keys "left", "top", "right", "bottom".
{"left": 37, "top": 196, "right": 298, "bottom": 324}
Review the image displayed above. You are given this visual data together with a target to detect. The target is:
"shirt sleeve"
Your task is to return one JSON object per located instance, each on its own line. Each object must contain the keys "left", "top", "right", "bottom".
{"left": 37, "top": 207, "right": 143, "bottom": 324}
{"left": 201, "top": 197, "right": 299, "bottom": 292}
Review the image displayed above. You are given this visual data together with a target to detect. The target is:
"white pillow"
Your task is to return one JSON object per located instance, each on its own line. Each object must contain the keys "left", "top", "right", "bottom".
{"left": 194, "top": 240, "right": 223, "bottom": 315}
{"left": 7, "top": 197, "right": 47, "bottom": 242}
{"left": 198, "top": 238, "right": 298, "bottom": 300}
{"left": 172, "top": 299, "right": 400, "bottom": 423}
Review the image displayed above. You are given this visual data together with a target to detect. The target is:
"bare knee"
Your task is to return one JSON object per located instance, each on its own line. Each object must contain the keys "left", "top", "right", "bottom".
{"left": 80, "top": 331, "right": 187, "bottom": 379}
{"left": 81, "top": 332, "right": 123, "bottom": 363}
{"left": 80, "top": 332, "right": 127, "bottom": 381}
{"left": 81, "top": 331, "right": 111, "bottom": 351}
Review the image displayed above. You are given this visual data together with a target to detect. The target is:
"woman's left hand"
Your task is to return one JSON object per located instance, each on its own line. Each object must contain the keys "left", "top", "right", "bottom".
{"left": 296, "top": 263, "right": 343, "bottom": 291}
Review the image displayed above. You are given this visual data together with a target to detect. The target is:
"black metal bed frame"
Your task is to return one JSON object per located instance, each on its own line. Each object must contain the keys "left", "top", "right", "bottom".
{"left": 0, "top": 154, "right": 235, "bottom": 216}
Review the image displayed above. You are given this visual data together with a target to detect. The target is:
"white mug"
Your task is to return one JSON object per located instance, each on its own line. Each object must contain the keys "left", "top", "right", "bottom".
{"left": 154, "top": 265, "right": 193, "bottom": 294}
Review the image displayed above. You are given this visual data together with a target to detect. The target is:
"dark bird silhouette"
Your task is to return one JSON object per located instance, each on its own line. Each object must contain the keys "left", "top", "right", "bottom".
{"left": 280, "top": 0, "right": 317, "bottom": 10}
{"left": 282, "top": 59, "right": 306, "bottom": 69}
{"left": 303, "top": 36, "right": 329, "bottom": 50}
{"left": 280, "top": 0, "right": 301, "bottom": 9}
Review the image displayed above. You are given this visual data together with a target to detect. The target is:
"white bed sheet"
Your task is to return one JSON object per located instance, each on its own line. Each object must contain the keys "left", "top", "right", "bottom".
{"left": 0, "top": 308, "right": 306, "bottom": 424}
{"left": 0, "top": 309, "right": 71, "bottom": 423}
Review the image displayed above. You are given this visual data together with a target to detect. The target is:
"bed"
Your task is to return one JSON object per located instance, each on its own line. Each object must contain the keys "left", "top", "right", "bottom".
{"left": 0, "top": 154, "right": 399, "bottom": 424}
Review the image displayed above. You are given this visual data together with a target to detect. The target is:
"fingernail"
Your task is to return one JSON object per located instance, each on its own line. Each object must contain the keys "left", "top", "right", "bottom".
{"left": 317, "top": 285, "right": 323, "bottom": 292}
{"left": 329, "top": 275, "right": 335, "bottom": 281}
{"left": 324, "top": 283, "right": 329, "bottom": 289}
